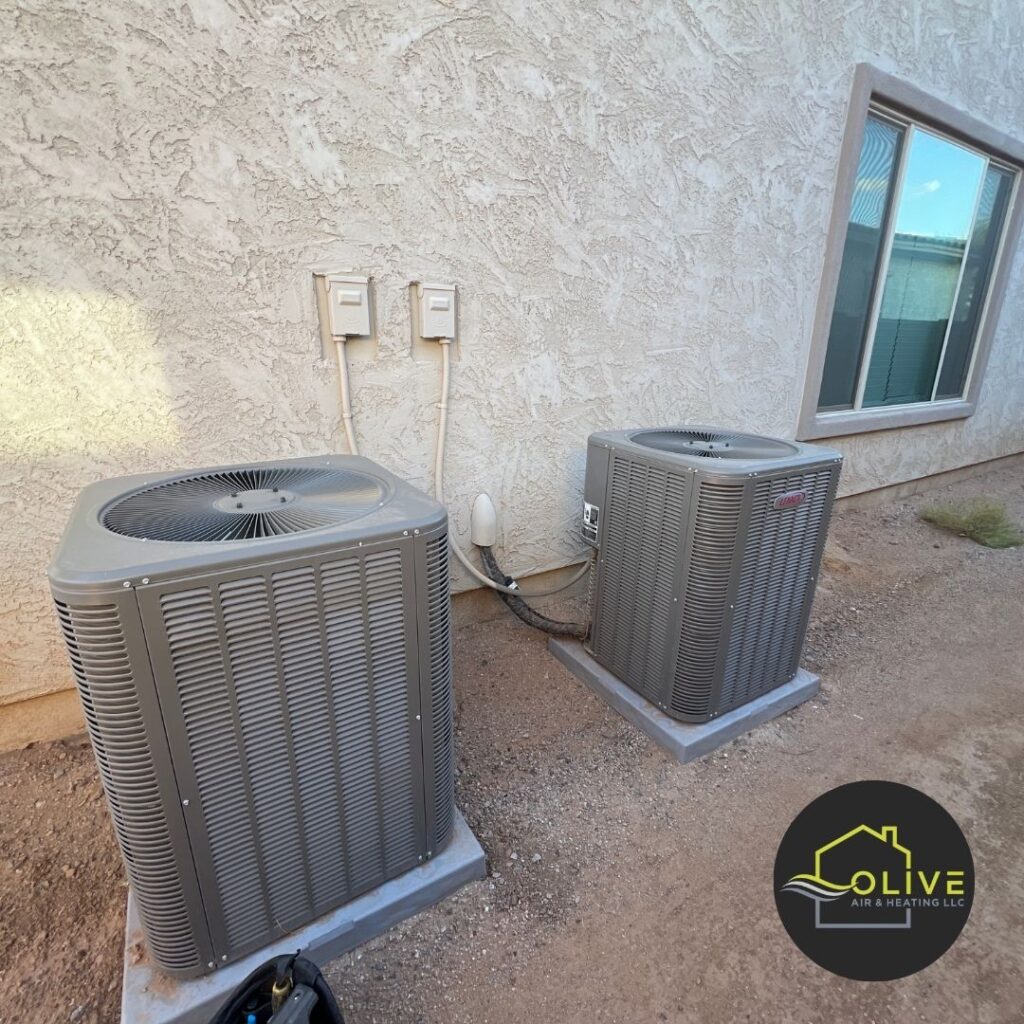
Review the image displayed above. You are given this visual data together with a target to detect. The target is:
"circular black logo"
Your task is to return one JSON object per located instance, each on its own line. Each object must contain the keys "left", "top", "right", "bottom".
{"left": 774, "top": 780, "right": 973, "bottom": 980}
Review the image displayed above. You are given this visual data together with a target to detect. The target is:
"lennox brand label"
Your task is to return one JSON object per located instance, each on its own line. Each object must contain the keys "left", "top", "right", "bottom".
{"left": 773, "top": 490, "right": 807, "bottom": 510}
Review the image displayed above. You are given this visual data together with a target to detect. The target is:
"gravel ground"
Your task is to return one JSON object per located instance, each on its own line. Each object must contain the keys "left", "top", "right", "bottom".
{"left": 1, "top": 460, "right": 1022, "bottom": 1023}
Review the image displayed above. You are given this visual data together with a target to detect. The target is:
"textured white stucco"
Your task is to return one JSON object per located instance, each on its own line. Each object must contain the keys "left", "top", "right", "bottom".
{"left": 1, "top": 1, "right": 1022, "bottom": 705}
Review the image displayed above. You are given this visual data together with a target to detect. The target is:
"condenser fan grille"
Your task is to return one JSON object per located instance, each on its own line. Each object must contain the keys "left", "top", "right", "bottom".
{"left": 631, "top": 429, "right": 797, "bottom": 459}
{"left": 102, "top": 466, "right": 385, "bottom": 542}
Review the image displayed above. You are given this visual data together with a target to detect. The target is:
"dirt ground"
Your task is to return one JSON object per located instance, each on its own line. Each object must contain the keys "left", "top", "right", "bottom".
{"left": 2, "top": 461, "right": 1023, "bottom": 1024}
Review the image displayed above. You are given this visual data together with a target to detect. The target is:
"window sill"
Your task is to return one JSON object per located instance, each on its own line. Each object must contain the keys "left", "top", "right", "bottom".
{"left": 798, "top": 399, "right": 974, "bottom": 440}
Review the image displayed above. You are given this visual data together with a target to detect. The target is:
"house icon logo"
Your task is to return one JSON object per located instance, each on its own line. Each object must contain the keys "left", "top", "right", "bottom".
{"left": 773, "top": 781, "right": 974, "bottom": 980}
{"left": 780, "top": 823, "right": 913, "bottom": 929}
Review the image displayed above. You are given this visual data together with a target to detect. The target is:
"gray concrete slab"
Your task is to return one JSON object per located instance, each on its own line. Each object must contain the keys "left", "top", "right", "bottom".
{"left": 121, "top": 811, "right": 486, "bottom": 1024}
{"left": 548, "top": 639, "right": 819, "bottom": 763}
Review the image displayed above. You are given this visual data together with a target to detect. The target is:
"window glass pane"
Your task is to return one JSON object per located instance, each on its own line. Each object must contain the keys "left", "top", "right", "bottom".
{"left": 818, "top": 116, "right": 903, "bottom": 410}
{"left": 862, "top": 129, "right": 986, "bottom": 407}
{"left": 935, "top": 165, "right": 1015, "bottom": 398}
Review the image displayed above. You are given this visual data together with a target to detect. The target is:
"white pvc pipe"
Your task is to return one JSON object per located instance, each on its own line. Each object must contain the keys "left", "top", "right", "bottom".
{"left": 334, "top": 338, "right": 359, "bottom": 455}
{"left": 433, "top": 338, "right": 452, "bottom": 506}
{"left": 433, "top": 339, "right": 592, "bottom": 598}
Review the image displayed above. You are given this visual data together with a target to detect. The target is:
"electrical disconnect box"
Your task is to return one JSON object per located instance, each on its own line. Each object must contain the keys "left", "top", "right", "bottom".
{"left": 416, "top": 282, "right": 457, "bottom": 340}
{"left": 314, "top": 272, "right": 372, "bottom": 339}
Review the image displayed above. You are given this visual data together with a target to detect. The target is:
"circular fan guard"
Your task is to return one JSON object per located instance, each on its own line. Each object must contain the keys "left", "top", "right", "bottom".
{"left": 102, "top": 466, "right": 385, "bottom": 542}
{"left": 631, "top": 428, "right": 797, "bottom": 459}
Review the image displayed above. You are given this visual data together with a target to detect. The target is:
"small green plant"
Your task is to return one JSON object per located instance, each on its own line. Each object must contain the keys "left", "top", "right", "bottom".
{"left": 920, "top": 499, "right": 1024, "bottom": 549}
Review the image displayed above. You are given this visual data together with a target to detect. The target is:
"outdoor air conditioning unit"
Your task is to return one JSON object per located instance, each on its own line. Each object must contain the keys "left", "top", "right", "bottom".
{"left": 48, "top": 455, "right": 454, "bottom": 978}
{"left": 581, "top": 427, "right": 842, "bottom": 722}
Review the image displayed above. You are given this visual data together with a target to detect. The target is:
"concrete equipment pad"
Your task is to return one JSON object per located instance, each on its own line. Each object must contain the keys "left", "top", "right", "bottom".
{"left": 549, "top": 638, "right": 819, "bottom": 763}
{"left": 121, "top": 811, "right": 486, "bottom": 1024}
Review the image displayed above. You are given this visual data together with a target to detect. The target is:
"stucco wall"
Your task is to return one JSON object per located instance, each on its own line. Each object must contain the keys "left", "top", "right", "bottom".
{"left": 2, "top": 1, "right": 1023, "bottom": 707}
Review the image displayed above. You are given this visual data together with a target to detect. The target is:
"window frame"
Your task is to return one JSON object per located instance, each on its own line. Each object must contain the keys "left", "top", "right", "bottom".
{"left": 798, "top": 65, "right": 1024, "bottom": 440}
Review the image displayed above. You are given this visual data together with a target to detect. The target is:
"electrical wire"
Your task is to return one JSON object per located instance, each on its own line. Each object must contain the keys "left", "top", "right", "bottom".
{"left": 334, "top": 338, "right": 359, "bottom": 455}
{"left": 432, "top": 338, "right": 593, "bottom": 599}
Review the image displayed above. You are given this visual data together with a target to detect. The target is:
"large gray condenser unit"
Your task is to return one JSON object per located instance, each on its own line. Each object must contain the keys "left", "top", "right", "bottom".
{"left": 49, "top": 455, "right": 454, "bottom": 977}
{"left": 582, "top": 427, "right": 841, "bottom": 722}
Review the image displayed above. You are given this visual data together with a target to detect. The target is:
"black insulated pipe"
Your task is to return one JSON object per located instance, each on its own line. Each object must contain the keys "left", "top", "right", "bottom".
{"left": 478, "top": 546, "right": 588, "bottom": 640}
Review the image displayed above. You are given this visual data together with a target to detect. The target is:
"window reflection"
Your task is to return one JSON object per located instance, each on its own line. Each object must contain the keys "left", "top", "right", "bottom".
{"left": 936, "top": 165, "right": 1015, "bottom": 398}
{"left": 818, "top": 116, "right": 903, "bottom": 410}
{"left": 863, "top": 129, "right": 986, "bottom": 407}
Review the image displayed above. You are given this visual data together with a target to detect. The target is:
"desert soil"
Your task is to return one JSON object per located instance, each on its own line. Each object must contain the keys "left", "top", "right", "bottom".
{"left": 1, "top": 461, "right": 1022, "bottom": 1023}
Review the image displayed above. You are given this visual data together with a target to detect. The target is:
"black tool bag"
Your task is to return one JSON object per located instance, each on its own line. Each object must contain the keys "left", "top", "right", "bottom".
{"left": 208, "top": 952, "right": 345, "bottom": 1024}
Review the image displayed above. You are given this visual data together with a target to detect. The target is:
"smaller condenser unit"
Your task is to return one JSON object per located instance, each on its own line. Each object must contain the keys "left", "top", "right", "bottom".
{"left": 582, "top": 427, "right": 842, "bottom": 722}
{"left": 49, "top": 455, "right": 454, "bottom": 977}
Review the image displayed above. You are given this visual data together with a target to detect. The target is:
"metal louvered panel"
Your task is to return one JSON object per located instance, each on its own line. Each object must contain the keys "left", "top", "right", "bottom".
{"left": 219, "top": 576, "right": 313, "bottom": 934}
{"left": 591, "top": 455, "right": 632, "bottom": 683}
{"left": 273, "top": 566, "right": 351, "bottom": 913}
{"left": 670, "top": 482, "right": 744, "bottom": 718}
{"left": 362, "top": 550, "right": 419, "bottom": 875}
{"left": 592, "top": 455, "right": 690, "bottom": 706}
{"left": 636, "top": 469, "right": 689, "bottom": 701}
{"left": 151, "top": 543, "right": 425, "bottom": 965}
{"left": 320, "top": 555, "right": 384, "bottom": 894}
{"left": 161, "top": 586, "right": 272, "bottom": 952}
{"left": 719, "top": 466, "right": 839, "bottom": 712}
{"left": 320, "top": 548, "right": 420, "bottom": 893}
{"left": 54, "top": 600, "right": 201, "bottom": 973}
{"left": 424, "top": 534, "right": 454, "bottom": 851}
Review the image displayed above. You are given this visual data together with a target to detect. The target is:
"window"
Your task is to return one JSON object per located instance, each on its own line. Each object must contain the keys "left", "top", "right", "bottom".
{"left": 800, "top": 66, "right": 1023, "bottom": 440}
